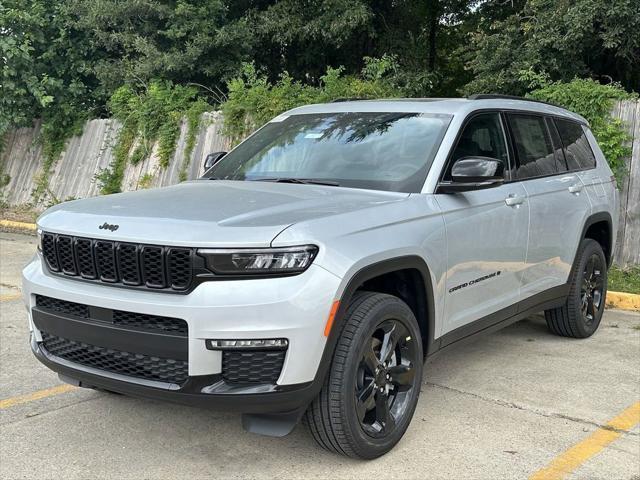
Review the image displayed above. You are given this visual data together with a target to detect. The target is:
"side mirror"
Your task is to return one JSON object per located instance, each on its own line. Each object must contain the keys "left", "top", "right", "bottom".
{"left": 438, "top": 157, "right": 505, "bottom": 193}
{"left": 204, "top": 151, "right": 227, "bottom": 170}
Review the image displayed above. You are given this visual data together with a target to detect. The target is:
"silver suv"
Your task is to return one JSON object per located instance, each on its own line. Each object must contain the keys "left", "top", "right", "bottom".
{"left": 23, "top": 96, "right": 618, "bottom": 458}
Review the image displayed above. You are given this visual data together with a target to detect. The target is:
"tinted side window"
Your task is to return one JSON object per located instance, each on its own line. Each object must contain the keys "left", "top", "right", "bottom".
{"left": 508, "top": 114, "right": 556, "bottom": 179}
{"left": 554, "top": 119, "right": 596, "bottom": 170}
{"left": 545, "top": 117, "right": 568, "bottom": 173}
{"left": 446, "top": 112, "right": 508, "bottom": 180}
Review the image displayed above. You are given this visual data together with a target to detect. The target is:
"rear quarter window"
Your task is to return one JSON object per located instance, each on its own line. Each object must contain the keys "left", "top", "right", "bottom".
{"left": 554, "top": 118, "right": 597, "bottom": 171}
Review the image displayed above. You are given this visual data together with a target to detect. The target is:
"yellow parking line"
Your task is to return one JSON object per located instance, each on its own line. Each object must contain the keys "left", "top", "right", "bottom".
{"left": 0, "top": 384, "right": 78, "bottom": 409}
{"left": 529, "top": 401, "right": 640, "bottom": 480}
{"left": 0, "top": 293, "right": 22, "bottom": 302}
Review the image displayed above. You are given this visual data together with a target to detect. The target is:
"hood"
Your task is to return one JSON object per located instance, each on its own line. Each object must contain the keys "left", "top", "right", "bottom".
{"left": 37, "top": 180, "right": 408, "bottom": 247}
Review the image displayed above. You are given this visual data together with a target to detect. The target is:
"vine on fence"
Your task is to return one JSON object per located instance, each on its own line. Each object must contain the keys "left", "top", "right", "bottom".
{"left": 5, "top": 70, "right": 635, "bottom": 204}
{"left": 31, "top": 108, "right": 86, "bottom": 204}
{"left": 529, "top": 78, "right": 636, "bottom": 183}
{"left": 178, "top": 102, "right": 211, "bottom": 181}
{"left": 97, "top": 81, "right": 211, "bottom": 194}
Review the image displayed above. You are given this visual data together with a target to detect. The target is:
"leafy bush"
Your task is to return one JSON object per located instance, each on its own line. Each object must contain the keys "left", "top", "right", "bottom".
{"left": 529, "top": 79, "right": 636, "bottom": 181}
{"left": 137, "top": 173, "right": 154, "bottom": 190}
{"left": 221, "top": 59, "right": 403, "bottom": 142}
{"left": 98, "top": 81, "right": 212, "bottom": 194}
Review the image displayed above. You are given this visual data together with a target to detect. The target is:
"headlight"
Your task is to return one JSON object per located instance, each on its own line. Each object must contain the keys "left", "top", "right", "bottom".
{"left": 36, "top": 229, "right": 43, "bottom": 251}
{"left": 198, "top": 245, "right": 318, "bottom": 275}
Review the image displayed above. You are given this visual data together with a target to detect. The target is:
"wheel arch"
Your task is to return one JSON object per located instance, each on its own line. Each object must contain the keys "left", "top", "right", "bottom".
{"left": 578, "top": 211, "right": 613, "bottom": 267}
{"left": 317, "top": 256, "right": 436, "bottom": 385}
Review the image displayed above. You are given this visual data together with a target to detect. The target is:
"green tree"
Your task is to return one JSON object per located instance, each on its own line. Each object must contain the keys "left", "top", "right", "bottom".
{"left": 67, "top": 0, "right": 252, "bottom": 99}
{"left": 0, "top": 0, "right": 96, "bottom": 133}
{"left": 463, "top": 0, "right": 640, "bottom": 95}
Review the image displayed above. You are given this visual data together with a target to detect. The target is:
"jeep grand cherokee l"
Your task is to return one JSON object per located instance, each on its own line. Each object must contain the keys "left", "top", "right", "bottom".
{"left": 23, "top": 95, "right": 618, "bottom": 458}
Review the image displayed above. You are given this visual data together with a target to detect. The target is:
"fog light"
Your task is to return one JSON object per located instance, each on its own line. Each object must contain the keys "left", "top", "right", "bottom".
{"left": 205, "top": 338, "right": 288, "bottom": 350}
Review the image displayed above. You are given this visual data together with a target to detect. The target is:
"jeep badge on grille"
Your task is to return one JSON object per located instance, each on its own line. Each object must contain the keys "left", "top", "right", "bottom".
{"left": 98, "top": 222, "right": 119, "bottom": 232}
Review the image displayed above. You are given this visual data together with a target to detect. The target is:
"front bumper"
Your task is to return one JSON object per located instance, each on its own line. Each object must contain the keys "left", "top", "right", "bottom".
{"left": 30, "top": 336, "right": 318, "bottom": 413}
{"left": 23, "top": 254, "right": 341, "bottom": 412}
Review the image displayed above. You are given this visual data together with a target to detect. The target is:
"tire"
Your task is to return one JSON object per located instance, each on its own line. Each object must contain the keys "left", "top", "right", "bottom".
{"left": 545, "top": 239, "right": 607, "bottom": 338}
{"left": 306, "top": 291, "right": 423, "bottom": 459}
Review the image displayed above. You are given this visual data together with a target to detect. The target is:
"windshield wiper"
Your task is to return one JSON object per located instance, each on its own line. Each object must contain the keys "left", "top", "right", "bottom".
{"left": 250, "top": 177, "right": 340, "bottom": 186}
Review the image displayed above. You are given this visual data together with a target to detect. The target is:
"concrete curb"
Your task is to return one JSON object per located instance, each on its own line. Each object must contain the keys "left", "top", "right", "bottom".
{"left": 0, "top": 219, "right": 37, "bottom": 234}
{"left": 607, "top": 291, "right": 640, "bottom": 312}
{"left": 1, "top": 218, "right": 639, "bottom": 312}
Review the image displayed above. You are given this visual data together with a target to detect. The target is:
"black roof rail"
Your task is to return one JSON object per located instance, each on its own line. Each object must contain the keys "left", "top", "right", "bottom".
{"left": 468, "top": 94, "right": 561, "bottom": 108}
{"left": 330, "top": 97, "right": 368, "bottom": 102}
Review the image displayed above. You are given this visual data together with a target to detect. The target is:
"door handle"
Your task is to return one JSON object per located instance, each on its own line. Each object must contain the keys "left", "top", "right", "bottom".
{"left": 568, "top": 183, "right": 584, "bottom": 194}
{"left": 505, "top": 194, "right": 524, "bottom": 206}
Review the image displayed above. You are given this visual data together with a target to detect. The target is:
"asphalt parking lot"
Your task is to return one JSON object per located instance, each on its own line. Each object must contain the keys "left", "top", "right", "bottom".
{"left": 1, "top": 231, "right": 639, "bottom": 479}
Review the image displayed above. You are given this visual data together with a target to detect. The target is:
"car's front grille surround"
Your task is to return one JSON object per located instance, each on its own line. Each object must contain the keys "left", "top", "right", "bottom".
{"left": 40, "top": 332, "right": 188, "bottom": 384}
{"left": 41, "top": 232, "right": 194, "bottom": 292}
{"left": 222, "top": 350, "right": 286, "bottom": 385}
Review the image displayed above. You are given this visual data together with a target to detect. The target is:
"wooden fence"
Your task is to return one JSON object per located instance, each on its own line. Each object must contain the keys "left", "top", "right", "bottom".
{"left": 1, "top": 103, "right": 639, "bottom": 266}
{"left": 0, "top": 112, "right": 231, "bottom": 207}
{"left": 611, "top": 100, "right": 639, "bottom": 267}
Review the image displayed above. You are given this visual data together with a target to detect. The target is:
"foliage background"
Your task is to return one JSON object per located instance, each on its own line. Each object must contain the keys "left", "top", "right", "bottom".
{"left": 1, "top": 0, "right": 639, "bottom": 196}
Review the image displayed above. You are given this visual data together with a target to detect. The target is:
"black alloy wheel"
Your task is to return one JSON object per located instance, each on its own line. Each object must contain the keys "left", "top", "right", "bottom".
{"left": 355, "top": 319, "right": 418, "bottom": 437}
{"left": 581, "top": 253, "right": 605, "bottom": 325}
{"left": 545, "top": 239, "right": 608, "bottom": 338}
{"left": 306, "top": 291, "right": 423, "bottom": 459}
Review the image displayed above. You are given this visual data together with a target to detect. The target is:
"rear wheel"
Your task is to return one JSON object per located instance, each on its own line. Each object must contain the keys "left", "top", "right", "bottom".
{"left": 545, "top": 239, "right": 607, "bottom": 338}
{"left": 306, "top": 291, "right": 423, "bottom": 459}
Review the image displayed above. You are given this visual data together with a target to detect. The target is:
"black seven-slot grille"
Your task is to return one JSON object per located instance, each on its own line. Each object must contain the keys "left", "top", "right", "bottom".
{"left": 41, "top": 232, "right": 193, "bottom": 291}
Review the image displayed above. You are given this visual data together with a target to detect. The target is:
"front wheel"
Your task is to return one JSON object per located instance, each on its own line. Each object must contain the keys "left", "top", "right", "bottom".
{"left": 306, "top": 291, "right": 423, "bottom": 459}
{"left": 545, "top": 239, "right": 607, "bottom": 338}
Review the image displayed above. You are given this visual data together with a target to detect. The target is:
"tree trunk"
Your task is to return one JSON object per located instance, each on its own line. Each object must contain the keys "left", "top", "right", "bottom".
{"left": 427, "top": 0, "right": 440, "bottom": 71}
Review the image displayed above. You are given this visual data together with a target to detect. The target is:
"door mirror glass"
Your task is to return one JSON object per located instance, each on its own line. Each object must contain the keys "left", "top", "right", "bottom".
{"left": 451, "top": 157, "right": 504, "bottom": 182}
{"left": 204, "top": 151, "right": 227, "bottom": 170}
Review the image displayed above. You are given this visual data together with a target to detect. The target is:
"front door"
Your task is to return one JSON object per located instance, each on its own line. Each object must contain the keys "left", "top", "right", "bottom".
{"left": 436, "top": 112, "right": 530, "bottom": 339}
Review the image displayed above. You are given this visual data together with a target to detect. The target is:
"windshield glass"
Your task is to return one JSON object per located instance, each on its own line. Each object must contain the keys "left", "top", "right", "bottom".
{"left": 204, "top": 112, "right": 452, "bottom": 192}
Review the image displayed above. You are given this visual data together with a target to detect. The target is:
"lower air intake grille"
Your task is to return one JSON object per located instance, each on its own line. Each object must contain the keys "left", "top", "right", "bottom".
{"left": 112, "top": 310, "right": 188, "bottom": 336}
{"left": 222, "top": 350, "right": 286, "bottom": 385}
{"left": 35, "top": 295, "right": 188, "bottom": 337}
{"left": 41, "top": 332, "right": 188, "bottom": 384}
{"left": 36, "top": 295, "right": 89, "bottom": 318}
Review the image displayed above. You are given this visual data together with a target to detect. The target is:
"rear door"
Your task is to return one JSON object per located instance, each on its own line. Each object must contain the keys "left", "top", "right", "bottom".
{"left": 506, "top": 113, "right": 591, "bottom": 300}
{"left": 436, "top": 112, "right": 529, "bottom": 337}
{"left": 553, "top": 118, "right": 610, "bottom": 204}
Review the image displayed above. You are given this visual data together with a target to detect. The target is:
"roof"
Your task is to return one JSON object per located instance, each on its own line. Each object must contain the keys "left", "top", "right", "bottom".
{"left": 281, "top": 98, "right": 588, "bottom": 125}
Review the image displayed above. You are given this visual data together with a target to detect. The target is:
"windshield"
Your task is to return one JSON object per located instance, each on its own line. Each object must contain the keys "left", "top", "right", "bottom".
{"left": 204, "top": 112, "right": 452, "bottom": 193}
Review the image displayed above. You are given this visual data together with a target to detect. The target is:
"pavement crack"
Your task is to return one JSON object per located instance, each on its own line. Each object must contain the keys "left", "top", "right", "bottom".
{"left": 0, "top": 395, "right": 100, "bottom": 427}
{"left": 424, "top": 381, "right": 640, "bottom": 437}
